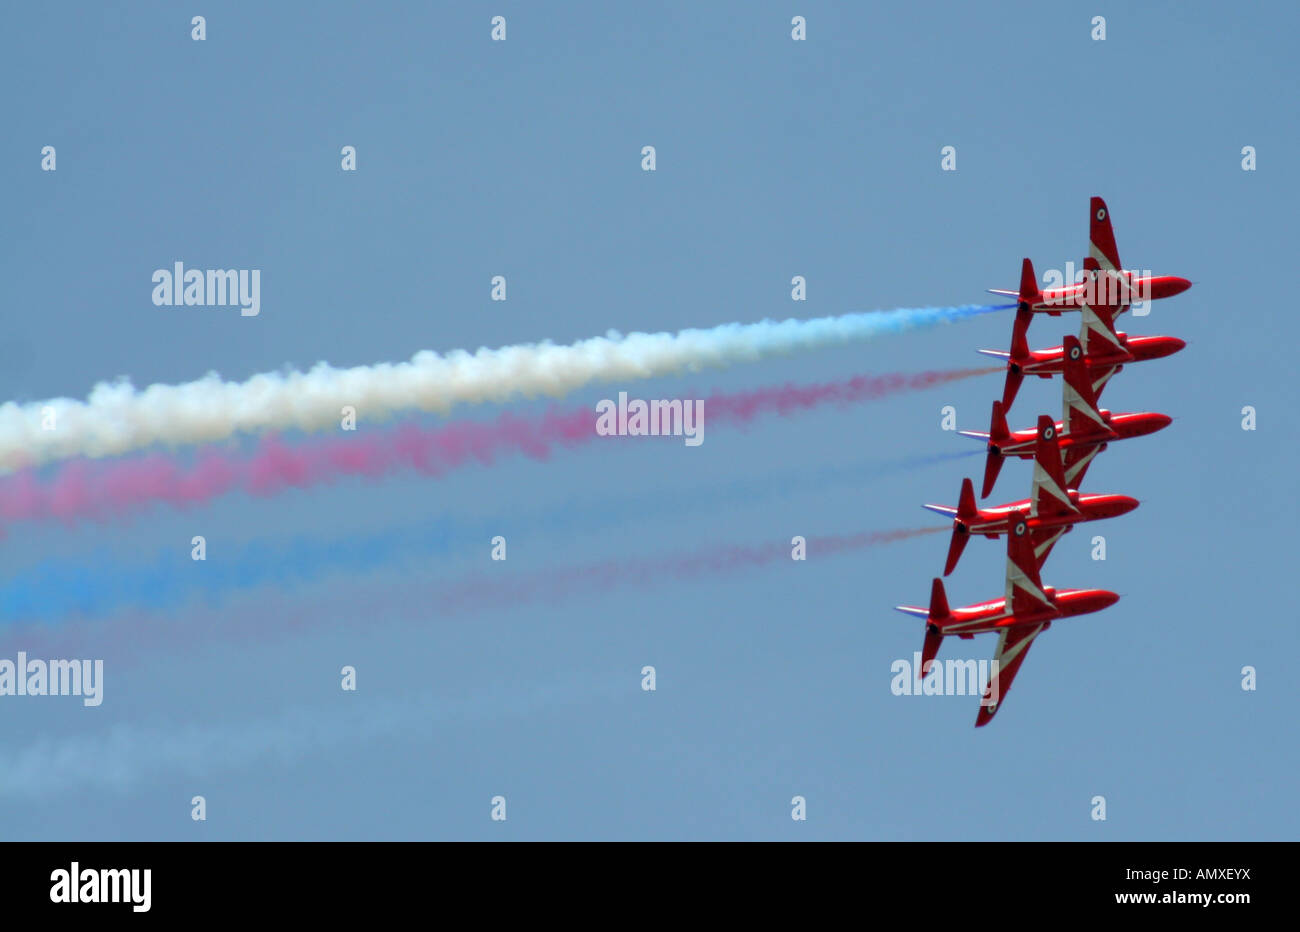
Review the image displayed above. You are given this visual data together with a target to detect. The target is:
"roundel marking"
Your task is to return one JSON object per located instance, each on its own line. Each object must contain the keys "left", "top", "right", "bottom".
{"left": 1014, "top": 520, "right": 1027, "bottom": 536}
{"left": 1096, "top": 208, "right": 1106, "bottom": 220}
{"left": 1044, "top": 426, "right": 1055, "bottom": 440}
{"left": 1069, "top": 345, "right": 1082, "bottom": 360}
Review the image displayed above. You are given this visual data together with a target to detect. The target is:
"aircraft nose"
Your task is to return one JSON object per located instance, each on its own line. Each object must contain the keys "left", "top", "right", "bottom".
{"left": 1147, "top": 413, "right": 1173, "bottom": 432}
{"left": 1069, "top": 589, "right": 1121, "bottom": 615}
{"left": 1113, "top": 495, "right": 1140, "bottom": 515}
{"left": 1160, "top": 336, "right": 1188, "bottom": 355}
{"left": 1152, "top": 276, "right": 1192, "bottom": 299}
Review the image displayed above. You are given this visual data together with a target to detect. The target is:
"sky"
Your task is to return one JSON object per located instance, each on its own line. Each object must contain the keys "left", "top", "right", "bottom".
{"left": 0, "top": 1, "right": 1296, "bottom": 840}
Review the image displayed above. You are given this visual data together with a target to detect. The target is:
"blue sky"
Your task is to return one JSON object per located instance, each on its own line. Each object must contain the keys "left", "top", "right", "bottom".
{"left": 0, "top": 1, "right": 1296, "bottom": 839}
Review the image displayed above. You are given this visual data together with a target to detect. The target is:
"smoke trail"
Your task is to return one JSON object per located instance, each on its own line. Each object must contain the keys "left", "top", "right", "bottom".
{"left": 0, "top": 304, "right": 1011, "bottom": 469}
{"left": 527, "top": 448, "right": 979, "bottom": 535}
{"left": 431, "top": 527, "right": 943, "bottom": 611}
{"left": 0, "top": 368, "right": 996, "bottom": 527}
{"left": 0, "top": 674, "right": 631, "bottom": 800}
{"left": 0, "top": 528, "right": 944, "bottom": 799}
{"left": 0, "top": 461, "right": 952, "bottom": 624}
{"left": 7, "top": 526, "right": 944, "bottom": 674}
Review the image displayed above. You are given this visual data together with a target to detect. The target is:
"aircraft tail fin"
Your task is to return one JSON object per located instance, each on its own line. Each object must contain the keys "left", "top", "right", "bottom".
{"left": 1062, "top": 335, "right": 1110, "bottom": 436}
{"left": 1030, "top": 415, "right": 1076, "bottom": 518}
{"left": 929, "top": 577, "right": 950, "bottom": 620}
{"left": 1078, "top": 259, "right": 1130, "bottom": 376}
{"left": 989, "top": 399, "right": 1010, "bottom": 443}
{"left": 1005, "top": 511, "right": 1053, "bottom": 616}
{"left": 989, "top": 256, "right": 1044, "bottom": 307}
{"left": 1017, "top": 257, "right": 1041, "bottom": 309}
{"left": 1089, "top": 197, "right": 1122, "bottom": 272}
{"left": 957, "top": 476, "right": 978, "bottom": 522}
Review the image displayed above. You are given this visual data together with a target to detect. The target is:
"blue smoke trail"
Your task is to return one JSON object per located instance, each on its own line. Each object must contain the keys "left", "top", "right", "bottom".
{"left": 0, "top": 450, "right": 975, "bottom": 624}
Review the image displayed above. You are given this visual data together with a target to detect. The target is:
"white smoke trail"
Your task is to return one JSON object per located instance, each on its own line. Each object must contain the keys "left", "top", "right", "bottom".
{"left": 0, "top": 304, "right": 1006, "bottom": 468}
{"left": 0, "top": 675, "right": 627, "bottom": 799}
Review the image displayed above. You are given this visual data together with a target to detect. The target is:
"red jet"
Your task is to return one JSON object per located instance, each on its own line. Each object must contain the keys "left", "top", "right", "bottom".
{"left": 988, "top": 197, "right": 1191, "bottom": 316}
{"left": 980, "top": 304, "right": 1186, "bottom": 411}
{"left": 961, "top": 335, "right": 1171, "bottom": 496}
{"left": 925, "top": 414, "right": 1138, "bottom": 575}
{"left": 896, "top": 511, "right": 1120, "bottom": 726}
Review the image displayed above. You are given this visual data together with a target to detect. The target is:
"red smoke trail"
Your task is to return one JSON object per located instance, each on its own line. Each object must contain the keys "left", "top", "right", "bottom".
{"left": 0, "top": 368, "right": 994, "bottom": 526}
{"left": 10, "top": 527, "right": 944, "bottom": 663}
{"left": 432, "top": 526, "right": 942, "bottom": 612}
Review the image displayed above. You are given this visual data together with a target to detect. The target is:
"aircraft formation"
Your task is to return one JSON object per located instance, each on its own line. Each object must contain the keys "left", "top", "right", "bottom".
{"left": 897, "top": 197, "right": 1191, "bottom": 726}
